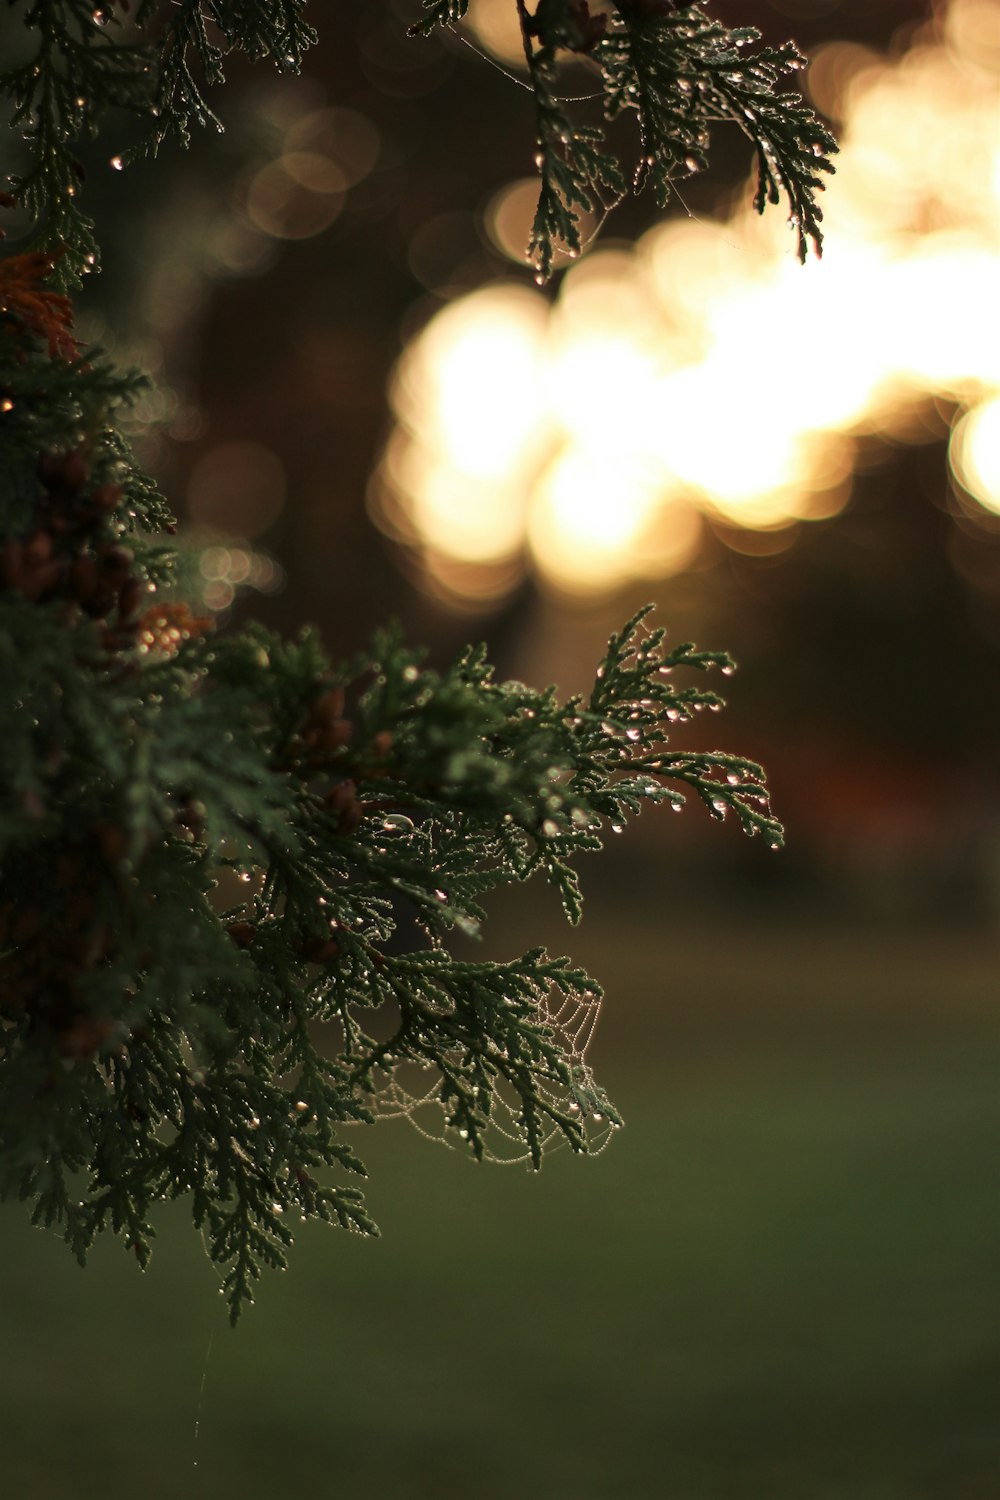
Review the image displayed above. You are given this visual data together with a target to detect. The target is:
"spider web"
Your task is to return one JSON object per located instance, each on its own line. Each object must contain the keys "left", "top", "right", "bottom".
{"left": 361, "top": 980, "right": 617, "bottom": 1164}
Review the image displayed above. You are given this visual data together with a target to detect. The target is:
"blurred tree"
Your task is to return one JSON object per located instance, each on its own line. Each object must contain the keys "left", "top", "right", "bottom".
{"left": 0, "top": 1, "right": 828, "bottom": 1320}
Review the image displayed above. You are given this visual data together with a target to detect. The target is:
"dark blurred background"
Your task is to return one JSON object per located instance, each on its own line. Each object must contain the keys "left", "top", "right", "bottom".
{"left": 2, "top": 1, "right": 999, "bottom": 1495}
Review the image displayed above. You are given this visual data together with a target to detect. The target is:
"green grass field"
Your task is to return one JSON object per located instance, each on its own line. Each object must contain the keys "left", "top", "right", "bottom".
{"left": 2, "top": 896, "right": 997, "bottom": 1499}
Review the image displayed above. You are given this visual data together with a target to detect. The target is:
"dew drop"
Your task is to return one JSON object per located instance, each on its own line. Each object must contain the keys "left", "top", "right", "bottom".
{"left": 610, "top": 822, "right": 624, "bottom": 834}
{"left": 684, "top": 156, "right": 701, "bottom": 173}
{"left": 721, "top": 664, "right": 735, "bottom": 676}
{"left": 625, "top": 727, "right": 641, "bottom": 742}
{"left": 541, "top": 818, "right": 560, "bottom": 837}
{"left": 381, "top": 813, "right": 415, "bottom": 834}
{"left": 109, "top": 155, "right": 123, "bottom": 171}
{"left": 403, "top": 665, "right": 418, "bottom": 681}
{"left": 726, "top": 773, "right": 740, "bottom": 785}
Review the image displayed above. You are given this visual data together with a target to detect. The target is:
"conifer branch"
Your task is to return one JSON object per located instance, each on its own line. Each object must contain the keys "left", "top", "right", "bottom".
{"left": 1, "top": 0, "right": 316, "bottom": 285}
{"left": 0, "top": 4, "right": 806, "bottom": 1317}
{"left": 411, "top": 1, "right": 837, "bottom": 274}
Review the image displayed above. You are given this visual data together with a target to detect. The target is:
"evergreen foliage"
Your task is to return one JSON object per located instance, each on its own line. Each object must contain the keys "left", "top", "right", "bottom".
{"left": 0, "top": 3, "right": 822, "bottom": 1320}
{"left": 413, "top": 0, "right": 836, "bottom": 276}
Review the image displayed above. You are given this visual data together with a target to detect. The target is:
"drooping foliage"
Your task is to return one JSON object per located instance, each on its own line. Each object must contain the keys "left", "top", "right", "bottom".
{"left": 0, "top": 3, "right": 818, "bottom": 1320}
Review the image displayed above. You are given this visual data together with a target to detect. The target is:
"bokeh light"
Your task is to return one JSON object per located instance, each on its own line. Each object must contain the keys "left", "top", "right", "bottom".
{"left": 372, "top": 0, "right": 1000, "bottom": 603}
{"left": 950, "top": 393, "right": 1000, "bottom": 513}
{"left": 186, "top": 440, "right": 287, "bottom": 537}
{"left": 239, "top": 103, "right": 379, "bottom": 242}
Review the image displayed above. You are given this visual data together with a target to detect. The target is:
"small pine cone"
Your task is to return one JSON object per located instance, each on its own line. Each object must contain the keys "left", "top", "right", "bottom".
{"left": 23, "top": 530, "right": 53, "bottom": 565}
{"left": 117, "top": 576, "right": 143, "bottom": 622}
{"left": 91, "top": 483, "right": 121, "bottom": 516}
{"left": 86, "top": 587, "right": 120, "bottom": 620}
{"left": 227, "top": 921, "right": 257, "bottom": 949}
{"left": 315, "top": 719, "right": 353, "bottom": 752}
{"left": 98, "top": 543, "right": 133, "bottom": 583}
{"left": 565, "top": 0, "right": 607, "bottom": 51}
{"left": 308, "top": 686, "right": 346, "bottom": 728}
{"left": 58, "top": 1015, "right": 115, "bottom": 1061}
{"left": 60, "top": 451, "right": 90, "bottom": 493}
{"left": 93, "top": 819, "right": 127, "bottom": 865}
{"left": 301, "top": 934, "right": 340, "bottom": 964}
{"left": 20, "top": 557, "right": 63, "bottom": 602}
{"left": 69, "top": 555, "right": 99, "bottom": 604}
{"left": 38, "top": 451, "right": 90, "bottom": 495}
{"left": 324, "top": 779, "right": 364, "bottom": 835}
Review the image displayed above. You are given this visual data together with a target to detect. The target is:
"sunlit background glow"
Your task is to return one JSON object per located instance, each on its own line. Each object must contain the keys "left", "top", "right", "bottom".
{"left": 371, "top": 0, "right": 1000, "bottom": 604}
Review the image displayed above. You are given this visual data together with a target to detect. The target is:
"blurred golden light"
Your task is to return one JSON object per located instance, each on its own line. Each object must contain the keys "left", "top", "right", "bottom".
{"left": 186, "top": 442, "right": 287, "bottom": 537}
{"left": 463, "top": 0, "right": 528, "bottom": 70}
{"left": 486, "top": 178, "right": 598, "bottom": 268}
{"left": 393, "top": 285, "right": 549, "bottom": 483}
{"left": 243, "top": 158, "right": 345, "bottom": 239}
{"left": 950, "top": 396, "right": 1000, "bottom": 513}
{"left": 373, "top": 0, "right": 1000, "bottom": 603}
{"left": 528, "top": 452, "right": 701, "bottom": 594}
{"left": 945, "top": 0, "right": 1000, "bottom": 72}
{"left": 280, "top": 151, "right": 346, "bottom": 194}
{"left": 485, "top": 179, "right": 541, "bottom": 263}
{"left": 283, "top": 107, "right": 380, "bottom": 187}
